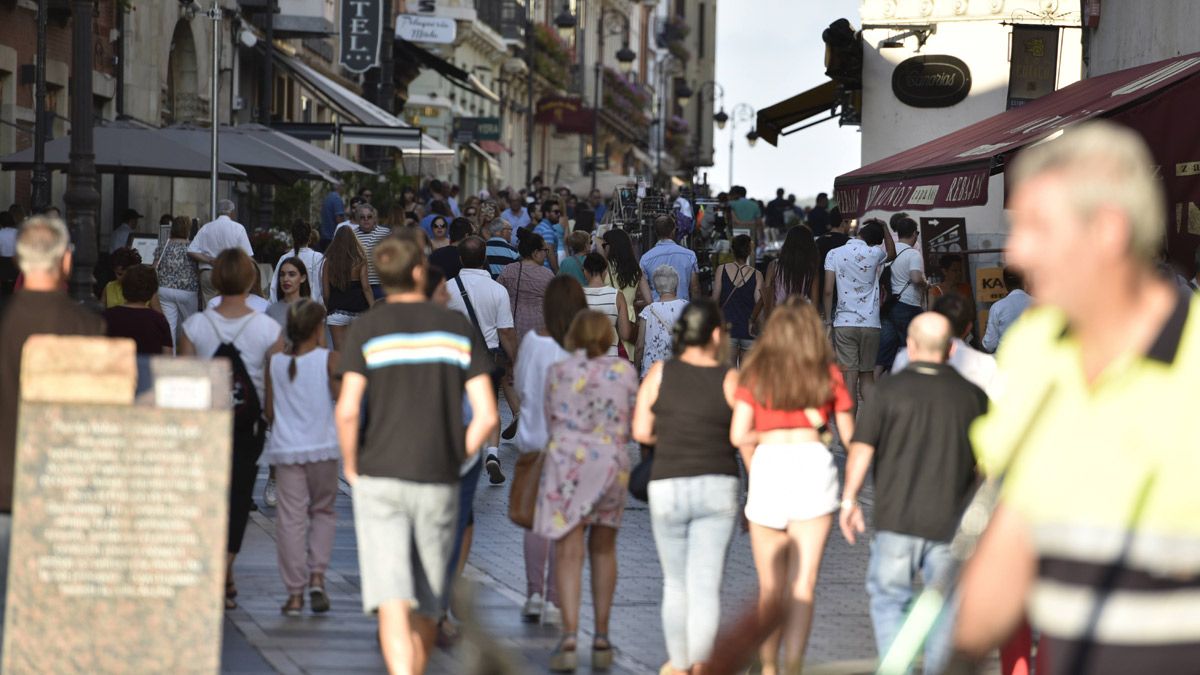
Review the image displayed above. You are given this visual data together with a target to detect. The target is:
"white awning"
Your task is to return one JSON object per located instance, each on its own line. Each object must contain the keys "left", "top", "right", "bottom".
{"left": 466, "top": 142, "right": 502, "bottom": 179}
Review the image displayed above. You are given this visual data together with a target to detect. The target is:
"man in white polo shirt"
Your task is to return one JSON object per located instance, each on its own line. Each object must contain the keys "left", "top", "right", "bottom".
{"left": 188, "top": 199, "right": 254, "bottom": 306}
{"left": 447, "top": 236, "right": 517, "bottom": 487}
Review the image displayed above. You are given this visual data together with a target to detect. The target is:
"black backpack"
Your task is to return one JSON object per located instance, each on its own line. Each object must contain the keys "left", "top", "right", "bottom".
{"left": 880, "top": 248, "right": 916, "bottom": 314}
{"left": 204, "top": 313, "right": 263, "bottom": 434}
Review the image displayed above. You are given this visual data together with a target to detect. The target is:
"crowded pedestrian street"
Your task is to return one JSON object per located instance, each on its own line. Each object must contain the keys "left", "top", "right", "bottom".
{"left": 219, "top": 409, "right": 884, "bottom": 675}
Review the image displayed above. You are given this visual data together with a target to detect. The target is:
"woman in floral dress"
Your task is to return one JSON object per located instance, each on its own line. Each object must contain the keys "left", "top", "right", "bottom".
{"left": 534, "top": 311, "right": 639, "bottom": 672}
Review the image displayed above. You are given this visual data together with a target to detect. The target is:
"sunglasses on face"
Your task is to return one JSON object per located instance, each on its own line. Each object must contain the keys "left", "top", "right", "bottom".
{"left": 434, "top": 223, "right": 447, "bottom": 229}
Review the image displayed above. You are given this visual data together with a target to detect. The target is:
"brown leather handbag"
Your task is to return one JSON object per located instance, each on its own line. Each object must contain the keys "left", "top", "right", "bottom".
{"left": 508, "top": 451, "right": 544, "bottom": 529}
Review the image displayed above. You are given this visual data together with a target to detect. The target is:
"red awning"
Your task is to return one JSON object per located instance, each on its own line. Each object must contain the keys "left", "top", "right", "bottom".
{"left": 478, "top": 140, "right": 509, "bottom": 156}
{"left": 834, "top": 53, "right": 1200, "bottom": 220}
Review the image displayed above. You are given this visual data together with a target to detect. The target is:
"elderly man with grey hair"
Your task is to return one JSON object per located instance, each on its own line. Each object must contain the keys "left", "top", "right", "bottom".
{"left": 188, "top": 199, "right": 254, "bottom": 306}
{"left": 636, "top": 263, "right": 688, "bottom": 377}
{"left": 484, "top": 218, "right": 519, "bottom": 279}
{"left": 0, "top": 216, "right": 105, "bottom": 624}
{"left": 351, "top": 202, "right": 390, "bottom": 299}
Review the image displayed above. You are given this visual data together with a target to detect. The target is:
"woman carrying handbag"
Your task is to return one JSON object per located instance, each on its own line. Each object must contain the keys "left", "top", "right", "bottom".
{"left": 509, "top": 276, "right": 590, "bottom": 626}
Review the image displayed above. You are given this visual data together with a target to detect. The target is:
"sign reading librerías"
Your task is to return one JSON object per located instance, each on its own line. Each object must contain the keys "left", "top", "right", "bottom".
{"left": 2, "top": 336, "right": 232, "bottom": 674}
{"left": 340, "top": 0, "right": 384, "bottom": 74}
{"left": 396, "top": 14, "right": 456, "bottom": 44}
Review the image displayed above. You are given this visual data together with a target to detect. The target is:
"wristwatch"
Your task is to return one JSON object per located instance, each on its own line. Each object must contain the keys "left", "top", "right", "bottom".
{"left": 840, "top": 498, "right": 857, "bottom": 511}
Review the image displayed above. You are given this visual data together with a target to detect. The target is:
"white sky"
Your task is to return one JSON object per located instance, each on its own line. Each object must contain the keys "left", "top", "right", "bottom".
{"left": 708, "top": 0, "right": 862, "bottom": 203}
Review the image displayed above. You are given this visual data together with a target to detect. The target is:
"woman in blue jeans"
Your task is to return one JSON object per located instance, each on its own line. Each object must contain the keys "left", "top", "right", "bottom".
{"left": 632, "top": 299, "right": 741, "bottom": 675}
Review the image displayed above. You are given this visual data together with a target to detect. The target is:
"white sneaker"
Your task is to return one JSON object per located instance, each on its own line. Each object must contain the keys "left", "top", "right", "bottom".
{"left": 541, "top": 601, "right": 562, "bottom": 626}
{"left": 263, "top": 478, "right": 278, "bottom": 507}
{"left": 521, "top": 593, "right": 543, "bottom": 622}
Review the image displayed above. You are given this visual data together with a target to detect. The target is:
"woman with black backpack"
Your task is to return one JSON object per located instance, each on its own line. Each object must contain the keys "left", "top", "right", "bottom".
{"left": 179, "top": 248, "right": 284, "bottom": 610}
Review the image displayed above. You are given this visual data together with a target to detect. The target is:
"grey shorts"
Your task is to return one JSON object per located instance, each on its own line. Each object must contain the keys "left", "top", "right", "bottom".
{"left": 832, "top": 326, "right": 881, "bottom": 373}
{"left": 352, "top": 475, "right": 458, "bottom": 616}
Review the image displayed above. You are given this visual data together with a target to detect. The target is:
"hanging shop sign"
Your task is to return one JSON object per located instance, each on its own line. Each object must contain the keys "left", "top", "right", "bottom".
{"left": 891, "top": 55, "right": 973, "bottom": 108}
{"left": 976, "top": 267, "right": 1008, "bottom": 303}
{"left": 396, "top": 14, "right": 457, "bottom": 45}
{"left": 452, "top": 117, "right": 502, "bottom": 144}
{"left": 1007, "top": 25, "right": 1060, "bottom": 110}
{"left": 920, "top": 217, "right": 967, "bottom": 254}
{"left": 340, "top": 0, "right": 384, "bottom": 74}
{"left": 535, "top": 97, "right": 594, "bottom": 135}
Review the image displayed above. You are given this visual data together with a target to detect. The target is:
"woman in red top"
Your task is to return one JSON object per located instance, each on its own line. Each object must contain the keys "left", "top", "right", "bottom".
{"left": 730, "top": 299, "right": 856, "bottom": 675}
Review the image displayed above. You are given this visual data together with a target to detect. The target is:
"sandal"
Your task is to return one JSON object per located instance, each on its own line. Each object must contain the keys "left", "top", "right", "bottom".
{"left": 281, "top": 594, "right": 304, "bottom": 617}
{"left": 225, "top": 580, "right": 238, "bottom": 610}
{"left": 549, "top": 633, "right": 578, "bottom": 672}
{"left": 309, "top": 585, "right": 331, "bottom": 614}
{"left": 592, "top": 633, "right": 614, "bottom": 671}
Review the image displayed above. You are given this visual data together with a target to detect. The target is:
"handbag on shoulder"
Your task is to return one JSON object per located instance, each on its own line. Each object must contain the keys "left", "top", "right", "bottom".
{"left": 508, "top": 451, "right": 545, "bottom": 529}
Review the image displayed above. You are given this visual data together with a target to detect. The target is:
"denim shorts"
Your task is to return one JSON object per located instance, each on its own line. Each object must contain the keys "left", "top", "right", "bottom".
{"left": 352, "top": 475, "right": 458, "bottom": 616}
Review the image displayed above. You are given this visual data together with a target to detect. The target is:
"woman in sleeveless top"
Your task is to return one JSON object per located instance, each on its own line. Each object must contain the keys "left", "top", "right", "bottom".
{"left": 730, "top": 299, "right": 856, "bottom": 675}
{"left": 263, "top": 299, "right": 340, "bottom": 616}
{"left": 712, "top": 233, "right": 763, "bottom": 366}
{"left": 321, "top": 226, "right": 373, "bottom": 350}
{"left": 582, "top": 253, "right": 633, "bottom": 358}
{"left": 600, "top": 228, "right": 647, "bottom": 358}
{"left": 756, "top": 226, "right": 821, "bottom": 328}
{"left": 632, "top": 299, "right": 740, "bottom": 675}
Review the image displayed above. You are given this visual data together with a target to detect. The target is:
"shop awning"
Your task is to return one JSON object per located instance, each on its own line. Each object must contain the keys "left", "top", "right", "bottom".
{"left": 466, "top": 142, "right": 502, "bottom": 179}
{"left": 834, "top": 53, "right": 1200, "bottom": 219}
{"left": 395, "top": 40, "right": 501, "bottom": 103}
{"left": 275, "top": 53, "right": 401, "bottom": 127}
{"left": 478, "top": 140, "right": 509, "bottom": 156}
{"left": 756, "top": 81, "right": 840, "bottom": 146}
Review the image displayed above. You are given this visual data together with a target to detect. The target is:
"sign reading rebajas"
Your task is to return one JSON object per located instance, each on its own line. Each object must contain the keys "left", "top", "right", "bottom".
{"left": 340, "top": 0, "right": 384, "bottom": 74}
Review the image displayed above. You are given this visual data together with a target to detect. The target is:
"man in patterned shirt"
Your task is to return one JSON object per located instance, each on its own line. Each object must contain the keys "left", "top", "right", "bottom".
{"left": 823, "top": 218, "right": 896, "bottom": 415}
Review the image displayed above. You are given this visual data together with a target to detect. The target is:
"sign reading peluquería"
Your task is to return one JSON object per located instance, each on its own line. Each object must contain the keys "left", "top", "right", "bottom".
{"left": 340, "top": 0, "right": 384, "bottom": 74}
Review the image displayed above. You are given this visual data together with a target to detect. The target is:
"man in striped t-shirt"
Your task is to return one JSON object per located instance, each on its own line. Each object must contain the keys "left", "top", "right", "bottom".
{"left": 337, "top": 234, "right": 495, "bottom": 674}
{"left": 352, "top": 203, "right": 391, "bottom": 299}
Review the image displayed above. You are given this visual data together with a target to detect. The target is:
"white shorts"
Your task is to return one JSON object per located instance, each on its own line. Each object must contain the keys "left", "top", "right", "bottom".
{"left": 745, "top": 442, "right": 838, "bottom": 529}
{"left": 326, "top": 310, "right": 359, "bottom": 327}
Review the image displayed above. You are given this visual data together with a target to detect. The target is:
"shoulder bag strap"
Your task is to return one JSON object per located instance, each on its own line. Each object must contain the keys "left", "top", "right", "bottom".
{"left": 648, "top": 304, "right": 672, "bottom": 330}
{"left": 454, "top": 275, "right": 489, "bottom": 345}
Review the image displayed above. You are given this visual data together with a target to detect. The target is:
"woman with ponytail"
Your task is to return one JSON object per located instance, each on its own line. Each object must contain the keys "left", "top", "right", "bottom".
{"left": 631, "top": 299, "right": 741, "bottom": 675}
{"left": 262, "top": 298, "right": 342, "bottom": 617}
{"left": 269, "top": 220, "right": 324, "bottom": 303}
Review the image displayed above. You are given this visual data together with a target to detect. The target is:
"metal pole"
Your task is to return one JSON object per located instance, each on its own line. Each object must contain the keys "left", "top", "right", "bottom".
{"left": 525, "top": 21, "right": 535, "bottom": 188}
{"left": 728, "top": 116, "right": 734, "bottom": 189}
{"left": 656, "top": 57, "right": 664, "bottom": 182}
{"left": 590, "top": 11, "right": 603, "bottom": 192}
{"left": 257, "top": 0, "right": 276, "bottom": 230}
{"left": 64, "top": 0, "right": 100, "bottom": 302}
{"left": 209, "top": 0, "right": 220, "bottom": 221}
{"left": 31, "top": 0, "right": 49, "bottom": 212}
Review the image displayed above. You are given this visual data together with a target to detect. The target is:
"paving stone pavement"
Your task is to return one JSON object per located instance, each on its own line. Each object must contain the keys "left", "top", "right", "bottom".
{"left": 218, "top": 402, "right": 923, "bottom": 674}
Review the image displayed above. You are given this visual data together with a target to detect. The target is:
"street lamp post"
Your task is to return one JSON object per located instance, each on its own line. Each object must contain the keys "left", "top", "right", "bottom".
{"left": 726, "top": 102, "right": 754, "bottom": 189}
{"left": 206, "top": 0, "right": 221, "bottom": 221}
{"left": 31, "top": 0, "right": 49, "bottom": 213}
{"left": 64, "top": 0, "right": 100, "bottom": 302}
{"left": 257, "top": 0, "right": 277, "bottom": 229}
{"left": 589, "top": 8, "right": 634, "bottom": 191}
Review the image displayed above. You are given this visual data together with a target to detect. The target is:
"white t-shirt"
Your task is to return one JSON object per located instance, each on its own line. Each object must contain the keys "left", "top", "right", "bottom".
{"left": 514, "top": 332, "right": 569, "bottom": 452}
{"left": 824, "top": 238, "right": 888, "bottom": 328}
{"left": 181, "top": 310, "right": 281, "bottom": 404}
{"left": 446, "top": 268, "right": 514, "bottom": 350}
{"left": 892, "top": 338, "right": 998, "bottom": 399}
{"left": 188, "top": 216, "right": 254, "bottom": 271}
{"left": 207, "top": 294, "right": 271, "bottom": 313}
{"left": 268, "top": 247, "right": 324, "bottom": 304}
{"left": 887, "top": 243, "right": 925, "bottom": 307}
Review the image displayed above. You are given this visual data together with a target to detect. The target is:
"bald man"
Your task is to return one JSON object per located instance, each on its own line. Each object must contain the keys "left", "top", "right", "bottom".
{"left": 837, "top": 312, "right": 989, "bottom": 673}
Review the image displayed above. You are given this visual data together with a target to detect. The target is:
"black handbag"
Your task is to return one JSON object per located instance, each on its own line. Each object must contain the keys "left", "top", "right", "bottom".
{"left": 628, "top": 444, "right": 654, "bottom": 502}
